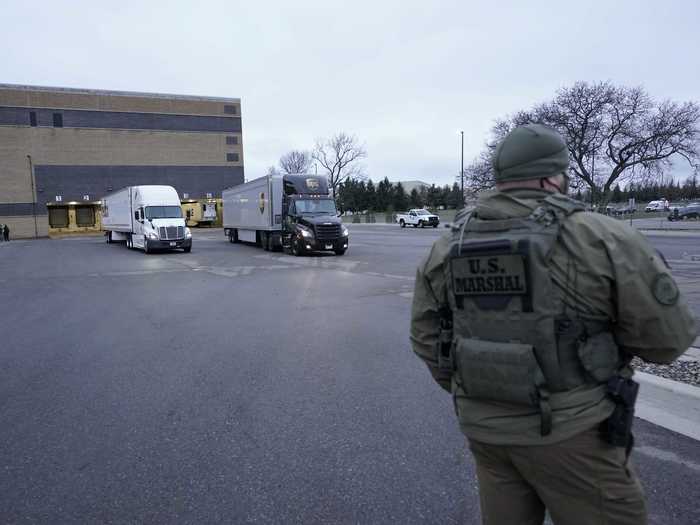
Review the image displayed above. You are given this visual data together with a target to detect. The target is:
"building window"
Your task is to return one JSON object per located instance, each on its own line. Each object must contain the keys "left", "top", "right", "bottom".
{"left": 53, "top": 113, "right": 63, "bottom": 127}
{"left": 29, "top": 111, "right": 37, "bottom": 127}
{"left": 226, "top": 153, "right": 240, "bottom": 162}
{"left": 226, "top": 135, "right": 238, "bottom": 145}
{"left": 223, "top": 104, "right": 237, "bottom": 115}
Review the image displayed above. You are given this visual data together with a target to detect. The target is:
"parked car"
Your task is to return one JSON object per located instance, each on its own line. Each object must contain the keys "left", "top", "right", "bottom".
{"left": 611, "top": 205, "right": 637, "bottom": 216}
{"left": 668, "top": 203, "right": 700, "bottom": 221}
{"left": 395, "top": 209, "right": 440, "bottom": 228}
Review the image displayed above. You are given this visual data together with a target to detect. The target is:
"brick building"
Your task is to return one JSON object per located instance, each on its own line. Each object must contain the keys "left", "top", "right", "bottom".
{"left": 0, "top": 84, "right": 244, "bottom": 237}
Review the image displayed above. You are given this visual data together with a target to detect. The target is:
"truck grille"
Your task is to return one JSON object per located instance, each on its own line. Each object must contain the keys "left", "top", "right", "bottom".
{"left": 159, "top": 226, "right": 185, "bottom": 240}
{"left": 315, "top": 224, "right": 340, "bottom": 241}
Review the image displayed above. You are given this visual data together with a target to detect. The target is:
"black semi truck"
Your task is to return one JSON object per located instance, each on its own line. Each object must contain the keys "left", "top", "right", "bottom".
{"left": 222, "top": 174, "right": 349, "bottom": 255}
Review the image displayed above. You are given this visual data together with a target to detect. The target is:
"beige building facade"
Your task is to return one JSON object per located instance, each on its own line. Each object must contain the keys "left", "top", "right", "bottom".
{"left": 0, "top": 84, "right": 244, "bottom": 237}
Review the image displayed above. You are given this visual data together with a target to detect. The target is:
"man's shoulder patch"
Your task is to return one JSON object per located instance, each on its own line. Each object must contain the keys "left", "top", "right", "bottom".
{"left": 652, "top": 273, "right": 679, "bottom": 306}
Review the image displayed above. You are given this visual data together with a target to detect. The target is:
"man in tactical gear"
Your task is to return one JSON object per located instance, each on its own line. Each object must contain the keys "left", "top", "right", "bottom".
{"left": 410, "top": 124, "right": 696, "bottom": 525}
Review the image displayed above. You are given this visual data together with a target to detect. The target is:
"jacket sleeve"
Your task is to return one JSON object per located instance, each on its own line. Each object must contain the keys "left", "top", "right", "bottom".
{"left": 607, "top": 224, "right": 697, "bottom": 364}
{"left": 410, "top": 235, "right": 452, "bottom": 392}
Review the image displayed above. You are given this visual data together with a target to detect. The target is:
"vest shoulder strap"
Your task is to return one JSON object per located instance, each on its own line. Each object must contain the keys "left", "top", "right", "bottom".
{"left": 541, "top": 194, "right": 586, "bottom": 216}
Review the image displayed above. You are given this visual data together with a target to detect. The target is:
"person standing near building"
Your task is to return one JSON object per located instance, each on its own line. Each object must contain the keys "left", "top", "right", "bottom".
{"left": 410, "top": 124, "right": 696, "bottom": 525}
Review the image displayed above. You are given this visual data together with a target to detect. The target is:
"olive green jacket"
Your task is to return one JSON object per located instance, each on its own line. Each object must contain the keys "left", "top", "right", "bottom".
{"left": 411, "top": 189, "right": 697, "bottom": 445}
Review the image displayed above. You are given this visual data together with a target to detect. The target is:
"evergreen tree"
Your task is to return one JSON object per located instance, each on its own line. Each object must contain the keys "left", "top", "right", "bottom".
{"left": 356, "top": 181, "right": 368, "bottom": 211}
{"left": 419, "top": 186, "right": 429, "bottom": 208}
{"left": 376, "top": 177, "right": 393, "bottom": 211}
{"left": 394, "top": 182, "right": 408, "bottom": 211}
{"left": 365, "top": 179, "right": 377, "bottom": 211}
{"left": 409, "top": 188, "right": 423, "bottom": 208}
{"left": 447, "top": 183, "right": 463, "bottom": 209}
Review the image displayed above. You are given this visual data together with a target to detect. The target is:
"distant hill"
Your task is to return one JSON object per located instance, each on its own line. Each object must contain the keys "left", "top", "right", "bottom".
{"left": 398, "top": 180, "right": 429, "bottom": 193}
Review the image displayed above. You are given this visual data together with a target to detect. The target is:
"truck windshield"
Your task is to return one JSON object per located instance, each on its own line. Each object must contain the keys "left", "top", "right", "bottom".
{"left": 294, "top": 199, "right": 337, "bottom": 215}
{"left": 416, "top": 210, "right": 430, "bottom": 215}
{"left": 145, "top": 206, "right": 183, "bottom": 219}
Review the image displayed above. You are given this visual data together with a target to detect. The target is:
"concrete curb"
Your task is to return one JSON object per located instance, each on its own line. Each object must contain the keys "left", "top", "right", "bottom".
{"left": 635, "top": 371, "right": 700, "bottom": 441}
{"left": 637, "top": 228, "right": 700, "bottom": 233}
{"left": 635, "top": 371, "right": 700, "bottom": 399}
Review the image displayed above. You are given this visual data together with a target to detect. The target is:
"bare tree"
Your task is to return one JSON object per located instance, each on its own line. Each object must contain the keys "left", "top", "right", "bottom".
{"left": 279, "top": 150, "right": 312, "bottom": 174}
{"left": 466, "top": 81, "right": 700, "bottom": 205}
{"left": 312, "top": 133, "right": 367, "bottom": 197}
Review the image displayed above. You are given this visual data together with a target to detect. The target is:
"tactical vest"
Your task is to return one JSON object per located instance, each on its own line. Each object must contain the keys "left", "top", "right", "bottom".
{"left": 445, "top": 194, "right": 620, "bottom": 436}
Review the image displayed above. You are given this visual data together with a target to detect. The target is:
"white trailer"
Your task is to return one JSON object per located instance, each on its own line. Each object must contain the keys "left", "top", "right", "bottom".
{"left": 222, "top": 174, "right": 284, "bottom": 245}
{"left": 101, "top": 185, "right": 192, "bottom": 253}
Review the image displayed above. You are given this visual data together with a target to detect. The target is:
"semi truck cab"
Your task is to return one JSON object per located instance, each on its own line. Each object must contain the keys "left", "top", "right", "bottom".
{"left": 284, "top": 191, "right": 348, "bottom": 256}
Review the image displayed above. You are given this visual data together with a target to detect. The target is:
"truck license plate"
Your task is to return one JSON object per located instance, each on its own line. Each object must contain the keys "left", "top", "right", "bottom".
{"left": 325, "top": 244, "right": 333, "bottom": 250}
{"left": 169, "top": 242, "right": 176, "bottom": 246}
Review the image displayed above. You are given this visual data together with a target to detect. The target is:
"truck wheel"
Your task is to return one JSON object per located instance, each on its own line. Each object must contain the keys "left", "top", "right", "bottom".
{"left": 399, "top": 219, "right": 405, "bottom": 228}
{"left": 291, "top": 235, "right": 303, "bottom": 256}
{"left": 183, "top": 246, "right": 192, "bottom": 253}
{"left": 126, "top": 235, "right": 132, "bottom": 249}
{"left": 262, "top": 232, "right": 270, "bottom": 251}
{"left": 334, "top": 248, "right": 346, "bottom": 256}
{"left": 106, "top": 231, "right": 112, "bottom": 243}
{"left": 143, "top": 237, "right": 150, "bottom": 254}
{"left": 271, "top": 234, "right": 281, "bottom": 252}
{"left": 432, "top": 224, "right": 438, "bottom": 228}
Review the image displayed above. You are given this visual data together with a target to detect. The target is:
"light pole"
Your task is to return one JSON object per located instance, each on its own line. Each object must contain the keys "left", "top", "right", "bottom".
{"left": 460, "top": 131, "right": 465, "bottom": 206}
{"left": 26, "top": 154, "right": 38, "bottom": 238}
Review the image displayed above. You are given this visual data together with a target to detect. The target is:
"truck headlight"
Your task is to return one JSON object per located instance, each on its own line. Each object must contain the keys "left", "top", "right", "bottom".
{"left": 341, "top": 226, "right": 349, "bottom": 237}
{"left": 185, "top": 228, "right": 192, "bottom": 238}
{"left": 299, "top": 228, "right": 313, "bottom": 238}
{"left": 147, "top": 231, "right": 159, "bottom": 240}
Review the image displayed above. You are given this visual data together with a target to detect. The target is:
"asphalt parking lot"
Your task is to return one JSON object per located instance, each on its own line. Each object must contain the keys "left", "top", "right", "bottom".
{"left": 1, "top": 225, "right": 699, "bottom": 524}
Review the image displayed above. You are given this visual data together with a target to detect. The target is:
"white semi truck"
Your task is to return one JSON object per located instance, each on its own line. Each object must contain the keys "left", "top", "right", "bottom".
{"left": 101, "top": 185, "right": 192, "bottom": 253}
{"left": 222, "top": 174, "right": 349, "bottom": 255}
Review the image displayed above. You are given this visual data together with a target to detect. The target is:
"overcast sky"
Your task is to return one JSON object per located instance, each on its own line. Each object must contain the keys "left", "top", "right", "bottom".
{"left": 2, "top": 0, "right": 698, "bottom": 185}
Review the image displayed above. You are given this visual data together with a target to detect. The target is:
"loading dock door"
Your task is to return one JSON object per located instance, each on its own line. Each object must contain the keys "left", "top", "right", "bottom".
{"left": 48, "top": 207, "right": 69, "bottom": 228}
{"left": 76, "top": 206, "right": 95, "bottom": 227}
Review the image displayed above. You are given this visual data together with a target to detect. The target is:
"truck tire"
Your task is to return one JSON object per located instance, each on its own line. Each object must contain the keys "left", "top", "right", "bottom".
{"left": 229, "top": 229, "right": 239, "bottom": 243}
{"left": 183, "top": 246, "right": 191, "bottom": 253}
{"left": 432, "top": 224, "right": 438, "bottom": 228}
{"left": 271, "top": 234, "right": 281, "bottom": 252}
{"left": 291, "top": 235, "right": 303, "bottom": 256}
{"left": 143, "top": 237, "right": 150, "bottom": 254}
{"left": 420, "top": 221, "right": 425, "bottom": 228}
{"left": 399, "top": 219, "right": 406, "bottom": 228}
{"left": 334, "top": 248, "right": 346, "bottom": 256}
{"left": 106, "top": 231, "right": 112, "bottom": 243}
{"left": 262, "top": 232, "right": 270, "bottom": 251}
{"left": 126, "top": 234, "right": 132, "bottom": 249}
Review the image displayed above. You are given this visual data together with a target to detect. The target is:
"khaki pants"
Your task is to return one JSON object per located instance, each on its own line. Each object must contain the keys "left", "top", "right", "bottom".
{"left": 468, "top": 428, "right": 647, "bottom": 525}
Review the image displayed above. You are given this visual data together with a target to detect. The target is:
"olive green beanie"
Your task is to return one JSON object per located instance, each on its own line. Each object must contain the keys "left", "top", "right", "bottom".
{"left": 492, "top": 124, "right": 569, "bottom": 182}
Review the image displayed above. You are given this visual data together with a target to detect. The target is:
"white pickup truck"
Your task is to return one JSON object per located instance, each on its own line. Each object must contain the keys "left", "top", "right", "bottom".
{"left": 396, "top": 209, "right": 440, "bottom": 228}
